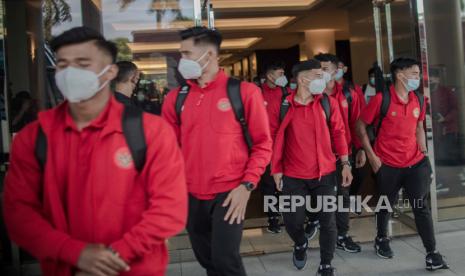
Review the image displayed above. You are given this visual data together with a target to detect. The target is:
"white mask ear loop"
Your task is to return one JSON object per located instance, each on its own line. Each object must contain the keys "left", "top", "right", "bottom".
{"left": 96, "top": 65, "right": 112, "bottom": 91}
{"left": 196, "top": 51, "right": 210, "bottom": 70}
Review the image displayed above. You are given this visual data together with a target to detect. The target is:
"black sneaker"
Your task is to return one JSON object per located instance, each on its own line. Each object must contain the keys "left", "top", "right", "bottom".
{"left": 374, "top": 237, "right": 394, "bottom": 259}
{"left": 266, "top": 217, "right": 282, "bottom": 234}
{"left": 317, "top": 264, "right": 336, "bottom": 276}
{"left": 305, "top": 221, "right": 319, "bottom": 240}
{"left": 293, "top": 242, "right": 308, "bottom": 270}
{"left": 425, "top": 251, "right": 449, "bottom": 271}
{"left": 337, "top": 235, "right": 361, "bottom": 253}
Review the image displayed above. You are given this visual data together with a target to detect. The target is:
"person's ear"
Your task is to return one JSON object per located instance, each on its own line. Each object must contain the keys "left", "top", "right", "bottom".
{"left": 106, "top": 64, "right": 118, "bottom": 81}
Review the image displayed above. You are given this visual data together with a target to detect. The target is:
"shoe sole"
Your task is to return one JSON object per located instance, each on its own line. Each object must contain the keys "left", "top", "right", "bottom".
{"left": 374, "top": 245, "right": 393, "bottom": 259}
{"left": 266, "top": 228, "right": 282, "bottom": 234}
{"left": 315, "top": 269, "right": 337, "bottom": 275}
{"left": 337, "top": 244, "right": 361, "bottom": 253}
{"left": 426, "top": 264, "right": 449, "bottom": 271}
{"left": 293, "top": 258, "right": 307, "bottom": 271}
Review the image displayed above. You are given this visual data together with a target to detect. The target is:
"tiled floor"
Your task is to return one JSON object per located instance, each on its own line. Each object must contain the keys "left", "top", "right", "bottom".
{"left": 167, "top": 215, "right": 418, "bottom": 264}
{"left": 167, "top": 230, "right": 465, "bottom": 276}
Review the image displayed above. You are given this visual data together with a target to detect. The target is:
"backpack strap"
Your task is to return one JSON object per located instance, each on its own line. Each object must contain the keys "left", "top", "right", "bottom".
{"left": 227, "top": 78, "right": 253, "bottom": 151}
{"left": 320, "top": 93, "right": 331, "bottom": 128}
{"left": 414, "top": 90, "right": 425, "bottom": 114}
{"left": 279, "top": 87, "right": 290, "bottom": 122}
{"left": 35, "top": 125, "right": 47, "bottom": 170}
{"left": 122, "top": 105, "right": 147, "bottom": 172}
{"left": 175, "top": 85, "right": 190, "bottom": 125}
{"left": 279, "top": 97, "right": 290, "bottom": 122}
{"left": 342, "top": 81, "right": 353, "bottom": 121}
{"left": 376, "top": 89, "right": 391, "bottom": 137}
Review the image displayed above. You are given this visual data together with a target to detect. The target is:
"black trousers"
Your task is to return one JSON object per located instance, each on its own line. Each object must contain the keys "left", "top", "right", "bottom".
{"left": 281, "top": 173, "right": 337, "bottom": 265}
{"left": 187, "top": 193, "right": 247, "bottom": 276}
{"left": 260, "top": 165, "right": 279, "bottom": 219}
{"left": 307, "top": 162, "right": 351, "bottom": 237}
{"left": 376, "top": 157, "right": 436, "bottom": 252}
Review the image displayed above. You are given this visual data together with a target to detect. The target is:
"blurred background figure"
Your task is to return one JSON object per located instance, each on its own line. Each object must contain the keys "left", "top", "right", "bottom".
{"left": 11, "top": 91, "right": 37, "bottom": 133}
{"left": 114, "top": 61, "right": 140, "bottom": 106}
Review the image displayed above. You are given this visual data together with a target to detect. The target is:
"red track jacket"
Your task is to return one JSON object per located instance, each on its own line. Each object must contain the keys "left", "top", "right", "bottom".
{"left": 3, "top": 98, "right": 188, "bottom": 276}
{"left": 162, "top": 70, "right": 272, "bottom": 199}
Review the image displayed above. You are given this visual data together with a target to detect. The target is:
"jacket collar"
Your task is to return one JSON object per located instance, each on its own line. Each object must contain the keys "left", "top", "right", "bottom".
{"left": 186, "top": 69, "right": 228, "bottom": 91}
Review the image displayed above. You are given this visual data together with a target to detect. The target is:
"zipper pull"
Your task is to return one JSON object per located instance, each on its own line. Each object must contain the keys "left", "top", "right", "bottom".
{"left": 196, "top": 94, "right": 205, "bottom": 106}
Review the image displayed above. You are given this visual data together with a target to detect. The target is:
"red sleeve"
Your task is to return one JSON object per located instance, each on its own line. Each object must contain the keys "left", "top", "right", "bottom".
{"left": 350, "top": 90, "right": 362, "bottom": 149}
{"left": 270, "top": 117, "right": 287, "bottom": 175}
{"left": 3, "top": 122, "right": 87, "bottom": 266}
{"left": 111, "top": 117, "right": 188, "bottom": 263}
{"left": 329, "top": 97, "right": 349, "bottom": 156}
{"left": 241, "top": 83, "right": 273, "bottom": 185}
{"left": 161, "top": 88, "right": 181, "bottom": 142}
{"left": 360, "top": 92, "right": 382, "bottom": 125}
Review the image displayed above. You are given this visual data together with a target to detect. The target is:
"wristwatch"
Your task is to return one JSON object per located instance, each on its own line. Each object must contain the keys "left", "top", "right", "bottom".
{"left": 241, "top": 182, "right": 256, "bottom": 191}
{"left": 341, "top": 161, "right": 352, "bottom": 169}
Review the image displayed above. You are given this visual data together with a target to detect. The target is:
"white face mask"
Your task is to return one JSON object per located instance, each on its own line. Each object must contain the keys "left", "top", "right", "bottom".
{"left": 178, "top": 51, "right": 209, "bottom": 80}
{"left": 55, "top": 65, "right": 111, "bottom": 103}
{"left": 334, "top": 68, "right": 344, "bottom": 81}
{"left": 275, "top": 75, "right": 288, "bottom": 87}
{"left": 323, "top": 71, "right": 332, "bottom": 84}
{"left": 306, "top": 78, "right": 326, "bottom": 95}
{"left": 401, "top": 74, "right": 420, "bottom": 91}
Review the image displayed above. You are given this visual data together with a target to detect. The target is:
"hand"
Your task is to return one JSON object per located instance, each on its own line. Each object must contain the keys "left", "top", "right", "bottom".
{"left": 77, "top": 244, "right": 130, "bottom": 276}
{"left": 273, "top": 173, "right": 283, "bottom": 192}
{"left": 437, "top": 113, "right": 445, "bottom": 123}
{"left": 368, "top": 154, "right": 382, "bottom": 174}
{"left": 223, "top": 185, "right": 251, "bottom": 224}
{"left": 355, "top": 149, "right": 367, "bottom": 168}
{"left": 341, "top": 165, "right": 353, "bottom": 187}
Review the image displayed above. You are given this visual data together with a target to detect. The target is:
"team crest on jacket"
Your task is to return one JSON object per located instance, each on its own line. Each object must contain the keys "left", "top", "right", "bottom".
{"left": 413, "top": 107, "right": 420, "bottom": 118}
{"left": 217, "top": 98, "right": 232, "bottom": 112}
{"left": 341, "top": 99, "right": 348, "bottom": 108}
{"left": 114, "top": 147, "right": 133, "bottom": 169}
{"left": 391, "top": 111, "right": 397, "bottom": 117}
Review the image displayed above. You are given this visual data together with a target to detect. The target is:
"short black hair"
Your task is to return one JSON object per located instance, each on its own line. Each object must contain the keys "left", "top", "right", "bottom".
{"left": 390, "top": 57, "right": 421, "bottom": 82}
{"left": 265, "top": 61, "right": 286, "bottom": 74}
{"left": 50, "top": 26, "right": 118, "bottom": 63}
{"left": 179, "top": 27, "right": 223, "bottom": 52}
{"left": 314, "top": 53, "right": 339, "bottom": 66}
{"left": 292, "top": 59, "right": 321, "bottom": 78}
{"left": 115, "top": 61, "right": 138, "bottom": 83}
{"left": 368, "top": 68, "right": 376, "bottom": 76}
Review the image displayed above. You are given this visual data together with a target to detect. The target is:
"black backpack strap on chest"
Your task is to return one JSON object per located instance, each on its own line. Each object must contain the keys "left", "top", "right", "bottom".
{"left": 320, "top": 93, "right": 331, "bottom": 128}
{"left": 35, "top": 125, "right": 47, "bottom": 171}
{"left": 342, "top": 81, "right": 353, "bottom": 121}
{"left": 122, "top": 105, "right": 147, "bottom": 172}
{"left": 227, "top": 78, "right": 253, "bottom": 151}
{"left": 414, "top": 90, "right": 425, "bottom": 114}
{"left": 376, "top": 89, "right": 391, "bottom": 137}
{"left": 175, "top": 85, "right": 190, "bottom": 125}
{"left": 279, "top": 87, "right": 290, "bottom": 122}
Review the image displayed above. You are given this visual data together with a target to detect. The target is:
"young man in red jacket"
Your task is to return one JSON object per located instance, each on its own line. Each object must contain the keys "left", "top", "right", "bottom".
{"left": 357, "top": 57, "right": 448, "bottom": 270}
{"left": 306, "top": 53, "right": 364, "bottom": 253}
{"left": 271, "top": 59, "right": 352, "bottom": 275}
{"left": 2, "top": 27, "right": 188, "bottom": 276}
{"left": 260, "top": 61, "right": 291, "bottom": 234}
{"left": 162, "top": 27, "right": 272, "bottom": 276}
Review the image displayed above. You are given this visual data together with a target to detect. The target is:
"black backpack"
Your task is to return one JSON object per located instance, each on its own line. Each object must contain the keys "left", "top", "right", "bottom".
{"left": 374, "top": 89, "right": 425, "bottom": 137}
{"left": 175, "top": 78, "right": 253, "bottom": 151}
{"left": 279, "top": 93, "right": 332, "bottom": 128}
{"left": 35, "top": 105, "right": 147, "bottom": 172}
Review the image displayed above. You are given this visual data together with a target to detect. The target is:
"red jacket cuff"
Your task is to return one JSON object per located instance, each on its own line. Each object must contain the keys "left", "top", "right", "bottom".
{"left": 58, "top": 239, "right": 87, "bottom": 266}
{"left": 110, "top": 239, "right": 135, "bottom": 263}
{"left": 242, "top": 173, "right": 259, "bottom": 186}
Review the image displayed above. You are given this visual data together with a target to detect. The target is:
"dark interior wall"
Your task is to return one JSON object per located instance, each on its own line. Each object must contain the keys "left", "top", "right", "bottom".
{"left": 336, "top": 39, "right": 353, "bottom": 83}
{"left": 255, "top": 45, "right": 300, "bottom": 79}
